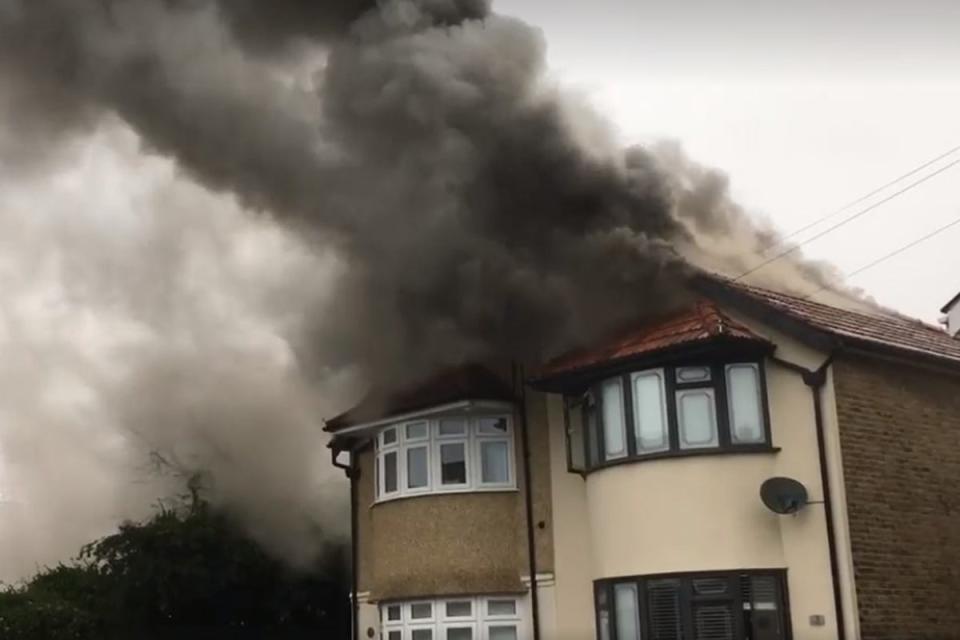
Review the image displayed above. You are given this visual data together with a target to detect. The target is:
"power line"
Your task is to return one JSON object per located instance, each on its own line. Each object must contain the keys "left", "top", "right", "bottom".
{"left": 734, "top": 156, "right": 960, "bottom": 282}
{"left": 805, "top": 213, "right": 960, "bottom": 301}
{"left": 767, "top": 143, "right": 960, "bottom": 252}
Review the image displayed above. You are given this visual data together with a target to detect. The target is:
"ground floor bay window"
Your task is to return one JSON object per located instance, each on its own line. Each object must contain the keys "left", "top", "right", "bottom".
{"left": 381, "top": 595, "right": 524, "bottom": 640}
{"left": 595, "top": 570, "right": 790, "bottom": 640}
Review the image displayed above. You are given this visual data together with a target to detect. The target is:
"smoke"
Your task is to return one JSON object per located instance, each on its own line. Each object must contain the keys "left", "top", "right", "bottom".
{"left": 0, "top": 0, "right": 846, "bottom": 575}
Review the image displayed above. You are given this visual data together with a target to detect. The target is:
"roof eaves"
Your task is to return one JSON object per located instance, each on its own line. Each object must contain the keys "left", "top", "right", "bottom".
{"left": 529, "top": 334, "right": 773, "bottom": 393}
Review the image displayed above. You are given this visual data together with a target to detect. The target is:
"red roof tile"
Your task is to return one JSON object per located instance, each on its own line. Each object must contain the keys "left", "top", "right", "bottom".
{"left": 723, "top": 281, "right": 960, "bottom": 366}
{"left": 324, "top": 363, "right": 515, "bottom": 433}
{"left": 537, "top": 301, "right": 770, "bottom": 379}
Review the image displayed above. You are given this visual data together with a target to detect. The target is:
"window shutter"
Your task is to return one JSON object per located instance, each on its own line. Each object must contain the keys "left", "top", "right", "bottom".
{"left": 647, "top": 579, "right": 683, "bottom": 640}
{"left": 694, "top": 604, "right": 734, "bottom": 640}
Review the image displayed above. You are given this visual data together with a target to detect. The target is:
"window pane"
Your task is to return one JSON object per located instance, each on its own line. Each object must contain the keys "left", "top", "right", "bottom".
{"left": 446, "top": 601, "right": 472, "bottom": 617}
{"left": 382, "top": 427, "right": 397, "bottom": 445}
{"left": 489, "top": 626, "right": 518, "bottom": 640}
{"left": 447, "top": 628, "right": 473, "bottom": 640}
{"left": 614, "top": 583, "right": 641, "bottom": 640}
{"left": 388, "top": 631, "right": 401, "bottom": 640}
{"left": 478, "top": 417, "right": 509, "bottom": 434}
{"left": 407, "top": 446, "right": 428, "bottom": 489}
{"left": 383, "top": 452, "right": 398, "bottom": 493}
{"left": 647, "top": 579, "right": 682, "bottom": 640}
{"left": 406, "top": 421, "right": 428, "bottom": 440}
{"left": 677, "top": 366, "right": 711, "bottom": 383}
{"left": 487, "top": 600, "right": 516, "bottom": 616}
{"left": 412, "top": 630, "right": 433, "bottom": 640}
{"left": 440, "top": 442, "right": 467, "bottom": 485}
{"left": 601, "top": 378, "right": 626, "bottom": 459}
{"left": 439, "top": 418, "right": 467, "bottom": 436}
{"left": 480, "top": 441, "right": 510, "bottom": 484}
{"left": 677, "top": 389, "right": 718, "bottom": 448}
{"left": 596, "top": 588, "right": 611, "bottom": 640}
{"left": 587, "top": 402, "right": 601, "bottom": 467}
{"left": 694, "top": 605, "right": 734, "bottom": 640}
{"left": 727, "top": 364, "right": 765, "bottom": 444}
{"left": 410, "top": 603, "right": 433, "bottom": 619}
{"left": 633, "top": 372, "right": 668, "bottom": 453}
{"left": 387, "top": 605, "right": 402, "bottom": 621}
{"left": 566, "top": 396, "right": 587, "bottom": 472}
{"left": 693, "top": 578, "right": 729, "bottom": 595}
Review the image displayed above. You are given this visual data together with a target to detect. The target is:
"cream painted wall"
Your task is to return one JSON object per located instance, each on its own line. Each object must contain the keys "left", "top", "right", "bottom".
{"left": 543, "top": 309, "right": 855, "bottom": 640}
{"left": 544, "top": 392, "right": 600, "bottom": 640}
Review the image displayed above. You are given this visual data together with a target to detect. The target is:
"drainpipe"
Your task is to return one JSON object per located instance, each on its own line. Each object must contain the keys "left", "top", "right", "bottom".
{"left": 772, "top": 356, "right": 846, "bottom": 640}
{"left": 513, "top": 361, "right": 541, "bottom": 640}
{"left": 332, "top": 445, "right": 359, "bottom": 640}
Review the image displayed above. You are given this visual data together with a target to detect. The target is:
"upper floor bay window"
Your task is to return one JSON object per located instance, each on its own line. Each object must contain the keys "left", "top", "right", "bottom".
{"left": 566, "top": 361, "right": 771, "bottom": 471}
{"left": 375, "top": 415, "right": 515, "bottom": 502}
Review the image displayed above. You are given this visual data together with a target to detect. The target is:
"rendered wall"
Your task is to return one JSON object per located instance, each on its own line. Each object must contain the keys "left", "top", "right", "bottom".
{"left": 542, "top": 311, "right": 854, "bottom": 640}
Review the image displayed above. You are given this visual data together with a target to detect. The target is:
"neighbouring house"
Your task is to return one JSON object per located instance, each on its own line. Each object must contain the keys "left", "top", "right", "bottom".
{"left": 942, "top": 290, "right": 960, "bottom": 337}
{"left": 326, "top": 278, "right": 960, "bottom": 640}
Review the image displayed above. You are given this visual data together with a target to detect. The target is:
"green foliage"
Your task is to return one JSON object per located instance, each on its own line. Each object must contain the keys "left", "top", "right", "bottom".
{"left": 0, "top": 500, "right": 349, "bottom": 640}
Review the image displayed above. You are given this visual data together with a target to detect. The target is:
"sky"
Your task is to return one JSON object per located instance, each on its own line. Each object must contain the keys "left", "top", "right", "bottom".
{"left": 506, "top": 0, "right": 960, "bottom": 321}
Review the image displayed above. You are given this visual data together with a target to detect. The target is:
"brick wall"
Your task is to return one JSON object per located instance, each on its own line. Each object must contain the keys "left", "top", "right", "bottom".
{"left": 833, "top": 353, "right": 960, "bottom": 639}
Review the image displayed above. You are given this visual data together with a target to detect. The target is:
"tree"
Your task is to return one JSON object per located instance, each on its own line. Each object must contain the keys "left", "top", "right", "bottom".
{"left": 0, "top": 497, "right": 349, "bottom": 640}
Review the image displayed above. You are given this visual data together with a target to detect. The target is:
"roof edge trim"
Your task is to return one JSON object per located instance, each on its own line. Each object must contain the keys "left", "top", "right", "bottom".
{"left": 326, "top": 399, "right": 516, "bottom": 437}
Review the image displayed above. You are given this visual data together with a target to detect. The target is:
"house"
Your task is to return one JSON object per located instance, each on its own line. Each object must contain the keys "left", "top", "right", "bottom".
{"left": 326, "top": 278, "right": 960, "bottom": 640}
{"left": 942, "top": 290, "right": 960, "bottom": 337}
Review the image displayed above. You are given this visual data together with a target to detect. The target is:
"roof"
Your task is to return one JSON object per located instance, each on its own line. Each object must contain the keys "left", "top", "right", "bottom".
{"left": 707, "top": 279, "right": 960, "bottom": 367}
{"left": 536, "top": 301, "right": 770, "bottom": 380}
{"left": 942, "top": 290, "right": 960, "bottom": 314}
{"left": 324, "top": 363, "right": 515, "bottom": 433}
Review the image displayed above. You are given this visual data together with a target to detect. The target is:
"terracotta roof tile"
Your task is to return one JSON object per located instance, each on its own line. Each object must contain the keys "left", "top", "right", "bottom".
{"left": 726, "top": 281, "right": 960, "bottom": 366}
{"left": 537, "top": 301, "right": 769, "bottom": 379}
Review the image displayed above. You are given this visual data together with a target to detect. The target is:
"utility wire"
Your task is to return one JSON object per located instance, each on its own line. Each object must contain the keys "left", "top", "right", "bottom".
{"left": 805, "top": 213, "right": 960, "bottom": 301}
{"left": 767, "top": 143, "right": 960, "bottom": 252}
{"left": 734, "top": 156, "right": 960, "bottom": 282}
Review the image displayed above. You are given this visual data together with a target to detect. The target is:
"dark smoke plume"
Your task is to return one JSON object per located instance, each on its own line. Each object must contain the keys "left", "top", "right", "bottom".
{"left": 0, "top": 0, "right": 846, "bottom": 568}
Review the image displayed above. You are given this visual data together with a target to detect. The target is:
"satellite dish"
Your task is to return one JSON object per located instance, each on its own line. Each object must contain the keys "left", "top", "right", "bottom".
{"left": 760, "top": 477, "right": 809, "bottom": 515}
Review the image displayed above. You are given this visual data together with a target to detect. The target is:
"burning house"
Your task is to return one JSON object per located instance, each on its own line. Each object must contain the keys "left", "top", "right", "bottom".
{"left": 328, "top": 277, "right": 960, "bottom": 640}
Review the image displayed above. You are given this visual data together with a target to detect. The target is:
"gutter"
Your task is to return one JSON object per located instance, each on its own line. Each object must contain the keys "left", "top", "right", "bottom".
{"left": 326, "top": 399, "right": 516, "bottom": 437}
{"left": 332, "top": 446, "right": 359, "bottom": 640}
{"left": 771, "top": 355, "right": 846, "bottom": 640}
{"left": 514, "top": 362, "right": 541, "bottom": 640}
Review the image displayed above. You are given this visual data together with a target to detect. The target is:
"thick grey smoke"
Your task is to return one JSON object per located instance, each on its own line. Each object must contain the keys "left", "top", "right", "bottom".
{"left": 0, "top": 0, "right": 845, "bottom": 574}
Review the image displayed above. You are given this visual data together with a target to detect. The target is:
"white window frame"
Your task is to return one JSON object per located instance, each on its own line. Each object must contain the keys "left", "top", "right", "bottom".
{"left": 374, "top": 414, "right": 516, "bottom": 503}
{"left": 382, "top": 596, "right": 523, "bottom": 640}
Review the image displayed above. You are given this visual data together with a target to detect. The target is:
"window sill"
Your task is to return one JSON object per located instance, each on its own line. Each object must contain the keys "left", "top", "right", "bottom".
{"left": 578, "top": 445, "right": 781, "bottom": 476}
{"left": 370, "top": 486, "right": 519, "bottom": 509}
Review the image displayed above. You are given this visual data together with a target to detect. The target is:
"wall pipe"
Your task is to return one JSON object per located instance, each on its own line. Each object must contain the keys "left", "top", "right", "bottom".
{"left": 514, "top": 361, "right": 541, "bottom": 640}
{"left": 332, "top": 445, "right": 359, "bottom": 640}
{"left": 771, "top": 355, "right": 846, "bottom": 640}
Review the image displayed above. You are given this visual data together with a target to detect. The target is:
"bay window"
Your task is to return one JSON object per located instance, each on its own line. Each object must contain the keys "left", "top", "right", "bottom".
{"left": 382, "top": 596, "right": 524, "bottom": 640}
{"left": 595, "top": 571, "right": 789, "bottom": 640}
{"left": 375, "top": 414, "right": 515, "bottom": 501}
{"left": 567, "top": 360, "right": 771, "bottom": 471}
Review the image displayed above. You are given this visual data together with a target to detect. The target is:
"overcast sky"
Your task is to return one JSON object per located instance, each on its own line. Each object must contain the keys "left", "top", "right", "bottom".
{"left": 506, "top": 0, "right": 960, "bottom": 321}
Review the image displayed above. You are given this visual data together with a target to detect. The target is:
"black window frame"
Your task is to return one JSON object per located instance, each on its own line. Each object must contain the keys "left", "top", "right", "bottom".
{"left": 595, "top": 569, "right": 793, "bottom": 640}
{"left": 573, "top": 357, "right": 775, "bottom": 472}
